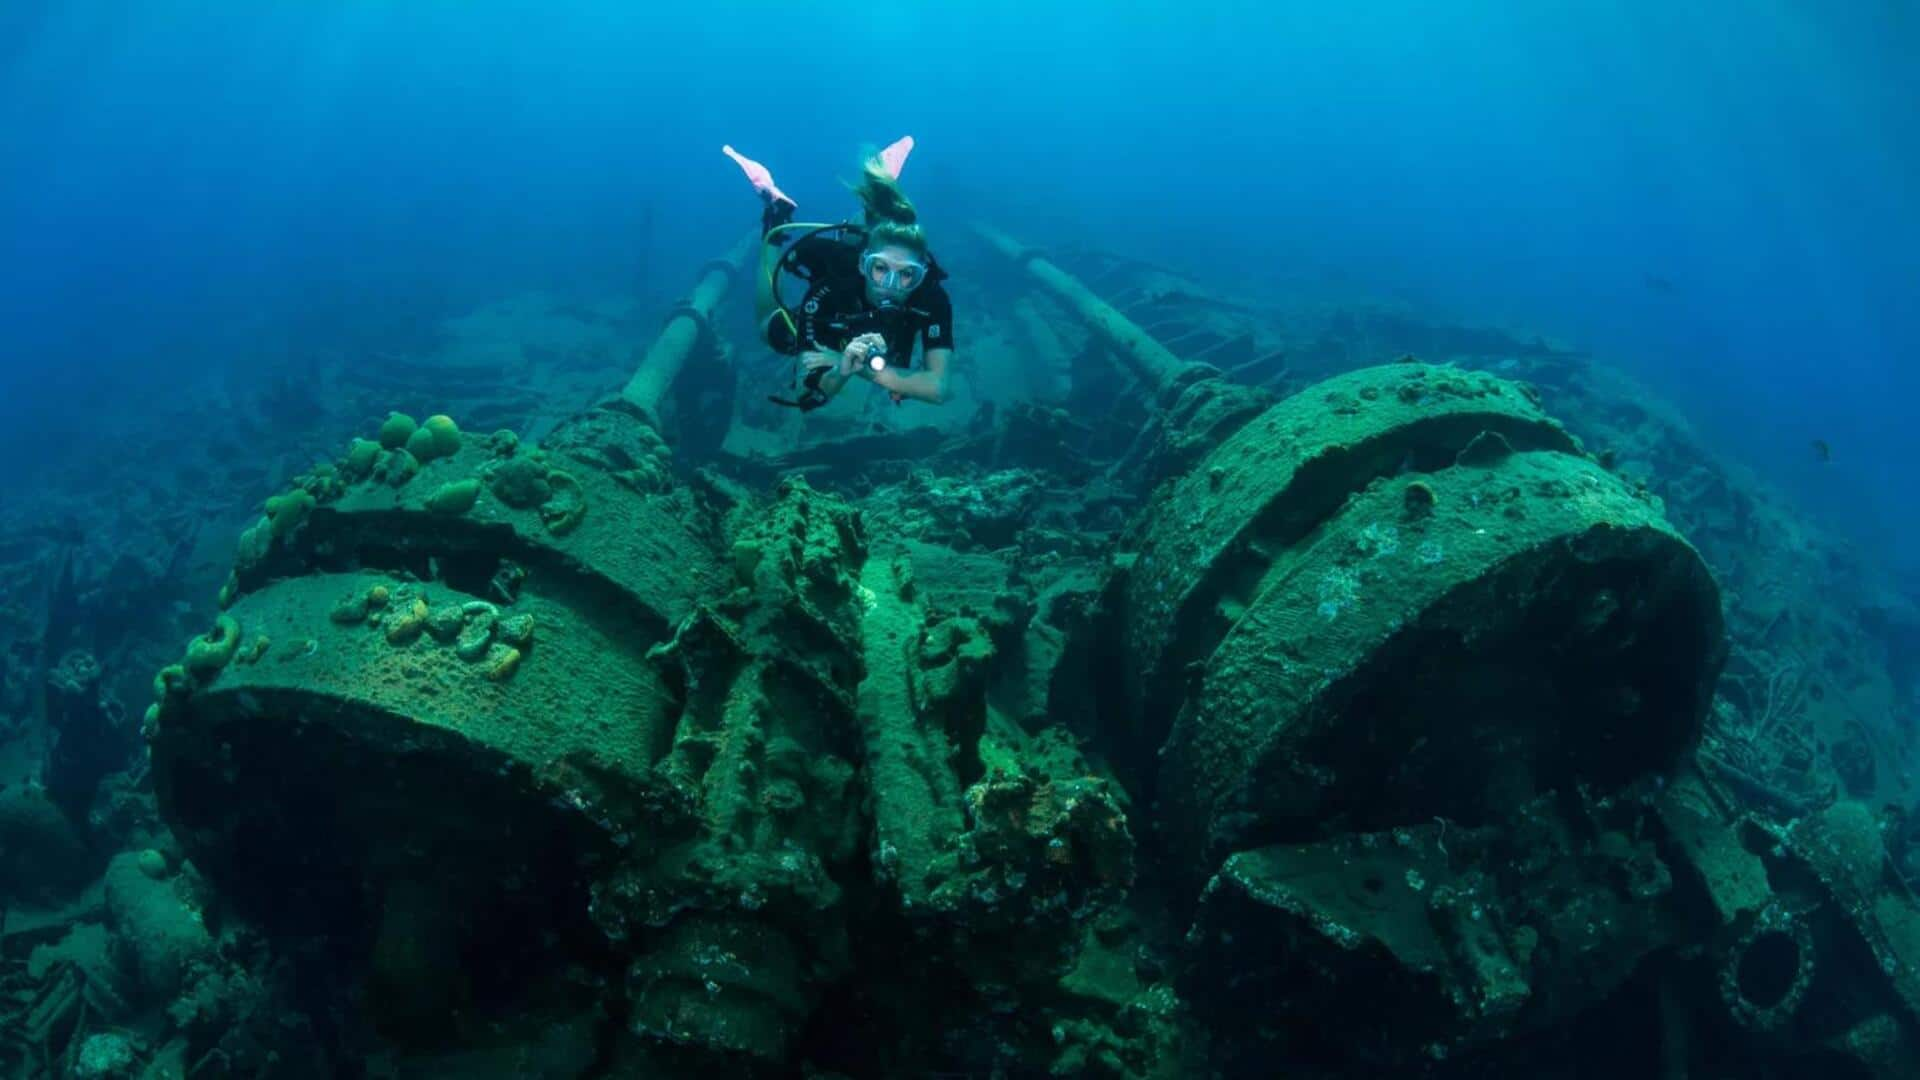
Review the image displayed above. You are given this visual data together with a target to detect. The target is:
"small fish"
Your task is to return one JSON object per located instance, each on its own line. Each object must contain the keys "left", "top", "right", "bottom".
{"left": 1811, "top": 439, "right": 1832, "bottom": 463}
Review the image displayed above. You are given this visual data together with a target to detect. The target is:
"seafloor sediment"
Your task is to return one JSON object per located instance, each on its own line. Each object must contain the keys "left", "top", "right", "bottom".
{"left": 2, "top": 236, "right": 1917, "bottom": 1078}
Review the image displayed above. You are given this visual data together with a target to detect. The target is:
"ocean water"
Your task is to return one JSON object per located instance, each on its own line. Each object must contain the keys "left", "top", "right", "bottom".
{"left": 5, "top": 2, "right": 1916, "bottom": 564}
{"left": 2, "top": 3, "right": 1918, "bottom": 1077}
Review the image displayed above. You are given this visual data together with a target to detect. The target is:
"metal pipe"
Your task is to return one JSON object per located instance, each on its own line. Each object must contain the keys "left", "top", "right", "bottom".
{"left": 973, "top": 224, "right": 1187, "bottom": 394}
{"left": 621, "top": 231, "right": 756, "bottom": 419}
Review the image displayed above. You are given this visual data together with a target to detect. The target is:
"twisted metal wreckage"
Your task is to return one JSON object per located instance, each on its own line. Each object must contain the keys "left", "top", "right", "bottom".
{"left": 109, "top": 227, "right": 1920, "bottom": 1076}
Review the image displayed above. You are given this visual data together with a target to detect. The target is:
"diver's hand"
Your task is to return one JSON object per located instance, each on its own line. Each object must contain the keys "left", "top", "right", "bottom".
{"left": 843, "top": 333, "right": 887, "bottom": 374}
{"left": 802, "top": 350, "right": 840, "bottom": 374}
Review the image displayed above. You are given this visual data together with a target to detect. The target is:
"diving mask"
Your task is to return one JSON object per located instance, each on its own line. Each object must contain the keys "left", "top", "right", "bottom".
{"left": 860, "top": 251, "right": 927, "bottom": 293}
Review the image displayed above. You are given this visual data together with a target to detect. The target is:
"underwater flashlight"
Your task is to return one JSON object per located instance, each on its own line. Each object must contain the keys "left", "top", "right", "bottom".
{"left": 868, "top": 341, "right": 887, "bottom": 372}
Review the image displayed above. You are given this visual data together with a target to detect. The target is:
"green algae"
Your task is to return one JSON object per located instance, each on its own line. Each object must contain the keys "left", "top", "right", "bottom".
{"left": 343, "top": 437, "right": 382, "bottom": 479}
{"left": 378, "top": 412, "right": 417, "bottom": 450}
{"left": 184, "top": 615, "right": 242, "bottom": 677}
{"left": 152, "top": 663, "right": 191, "bottom": 699}
{"left": 403, "top": 426, "right": 438, "bottom": 463}
{"left": 423, "top": 414, "right": 462, "bottom": 456}
{"left": 263, "top": 489, "right": 316, "bottom": 539}
{"left": 426, "top": 477, "right": 481, "bottom": 514}
{"left": 404, "top": 414, "right": 462, "bottom": 463}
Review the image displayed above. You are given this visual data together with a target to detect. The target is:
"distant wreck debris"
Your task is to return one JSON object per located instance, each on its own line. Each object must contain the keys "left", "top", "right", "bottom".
{"left": 975, "top": 224, "right": 1270, "bottom": 483}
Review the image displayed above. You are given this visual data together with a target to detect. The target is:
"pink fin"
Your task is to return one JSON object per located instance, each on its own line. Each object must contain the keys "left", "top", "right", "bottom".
{"left": 723, "top": 144, "right": 795, "bottom": 207}
{"left": 876, "top": 135, "right": 914, "bottom": 180}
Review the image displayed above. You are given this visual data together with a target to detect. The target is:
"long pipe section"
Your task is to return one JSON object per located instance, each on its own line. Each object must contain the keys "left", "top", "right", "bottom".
{"left": 972, "top": 223, "right": 1186, "bottom": 394}
{"left": 622, "top": 231, "right": 756, "bottom": 416}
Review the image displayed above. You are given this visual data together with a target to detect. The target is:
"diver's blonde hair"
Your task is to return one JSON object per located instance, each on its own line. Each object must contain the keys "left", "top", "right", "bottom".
{"left": 850, "top": 155, "right": 929, "bottom": 257}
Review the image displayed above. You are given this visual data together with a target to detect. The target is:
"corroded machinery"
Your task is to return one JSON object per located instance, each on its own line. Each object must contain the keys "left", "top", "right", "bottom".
{"left": 1141, "top": 364, "right": 1728, "bottom": 1063}
{"left": 1125, "top": 362, "right": 1723, "bottom": 862}
{"left": 146, "top": 245, "right": 877, "bottom": 1070}
{"left": 1655, "top": 771, "right": 1920, "bottom": 1077}
{"left": 978, "top": 226, "right": 1731, "bottom": 1067}
{"left": 138, "top": 227, "right": 1829, "bottom": 1075}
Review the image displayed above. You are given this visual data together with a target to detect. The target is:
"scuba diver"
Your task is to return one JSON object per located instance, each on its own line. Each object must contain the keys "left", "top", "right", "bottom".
{"left": 724, "top": 137, "right": 953, "bottom": 412}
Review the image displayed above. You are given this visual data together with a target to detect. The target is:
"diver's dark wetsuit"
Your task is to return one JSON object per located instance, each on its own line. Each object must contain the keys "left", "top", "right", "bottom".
{"left": 762, "top": 203, "right": 954, "bottom": 382}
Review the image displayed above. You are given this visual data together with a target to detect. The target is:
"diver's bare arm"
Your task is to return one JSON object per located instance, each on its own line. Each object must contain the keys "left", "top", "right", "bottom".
{"left": 869, "top": 348, "right": 951, "bottom": 405}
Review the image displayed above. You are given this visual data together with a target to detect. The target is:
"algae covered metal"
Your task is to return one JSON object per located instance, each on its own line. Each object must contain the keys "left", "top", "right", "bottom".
{"left": 137, "top": 233, "right": 1763, "bottom": 1075}
{"left": 1112, "top": 363, "right": 1724, "bottom": 1065}
{"left": 147, "top": 246, "right": 876, "bottom": 1071}
{"left": 977, "top": 231, "right": 1731, "bottom": 1066}
{"left": 1138, "top": 364, "right": 1724, "bottom": 859}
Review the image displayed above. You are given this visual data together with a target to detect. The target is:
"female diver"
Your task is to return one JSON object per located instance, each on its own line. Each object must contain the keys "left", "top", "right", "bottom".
{"left": 724, "top": 137, "right": 954, "bottom": 411}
